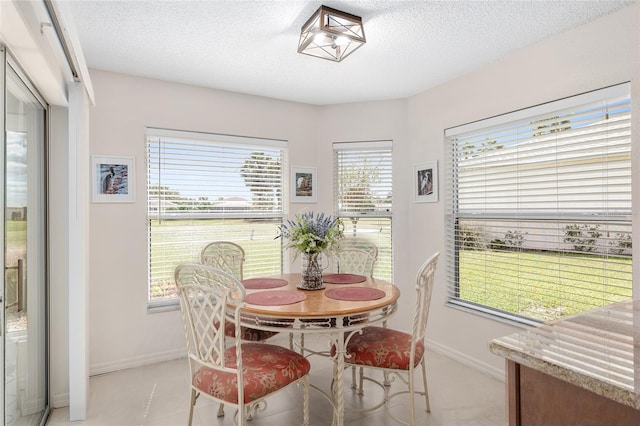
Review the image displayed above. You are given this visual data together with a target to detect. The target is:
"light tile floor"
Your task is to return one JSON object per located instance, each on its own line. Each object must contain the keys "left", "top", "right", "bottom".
{"left": 46, "top": 335, "right": 506, "bottom": 426}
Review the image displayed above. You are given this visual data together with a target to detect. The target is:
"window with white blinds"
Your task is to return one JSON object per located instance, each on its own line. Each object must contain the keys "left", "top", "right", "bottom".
{"left": 334, "top": 141, "right": 393, "bottom": 281}
{"left": 445, "top": 83, "right": 632, "bottom": 324}
{"left": 146, "top": 128, "right": 286, "bottom": 308}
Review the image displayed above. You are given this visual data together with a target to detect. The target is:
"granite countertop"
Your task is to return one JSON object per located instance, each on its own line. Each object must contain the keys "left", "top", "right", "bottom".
{"left": 489, "top": 299, "right": 640, "bottom": 409}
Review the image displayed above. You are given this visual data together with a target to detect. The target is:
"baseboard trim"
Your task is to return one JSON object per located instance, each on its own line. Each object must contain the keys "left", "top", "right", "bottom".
{"left": 87, "top": 343, "right": 501, "bottom": 390}
{"left": 425, "top": 338, "right": 504, "bottom": 382}
{"left": 89, "top": 349, "right": 186, "bottom": 377}
{"left": 52, "top": 392, "right": 69, "bottom": 409}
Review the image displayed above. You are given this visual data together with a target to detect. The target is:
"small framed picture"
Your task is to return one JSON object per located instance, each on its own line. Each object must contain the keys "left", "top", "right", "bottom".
{"left": 291, "top": 166, "right": 317, "bottom": 203}
{"left": 414, "top": 161, "right": 438, "bottom": 203}
{"left": 92, "top": 155, "right": 135, "bottom": 203}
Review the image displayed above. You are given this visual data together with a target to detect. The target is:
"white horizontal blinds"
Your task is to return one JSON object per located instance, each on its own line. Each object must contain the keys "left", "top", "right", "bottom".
{"left": 454, "top": 98, "right": 632, "bottom": 217}
{"left": 334, "top": 141, "right": 393, "bottom": 216}
{"left": 445, "top": 83, "right": 632, "bottom": 323}
{"left": 147, "top": 131, "right": 285, "bottom": 217}
{"left": 334, "top": 141, "right": 393, "bottom": 281}
{"left": 146, "top": 128, "right": 286, "bottom": 305}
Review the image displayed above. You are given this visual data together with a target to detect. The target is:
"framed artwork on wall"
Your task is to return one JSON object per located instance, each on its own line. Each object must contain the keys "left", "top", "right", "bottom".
{"left": 291, "top": 166, "right": 317, "bottom": 203}
{"left": 414, "top": 161, "right": 438, "bottom": 203}
{"left": 92, "top": 155, "right": 136, "bottom": 203}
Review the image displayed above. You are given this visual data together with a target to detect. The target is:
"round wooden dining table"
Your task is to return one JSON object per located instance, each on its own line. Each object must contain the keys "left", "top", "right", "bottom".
{"left": 236, "top": 273, "right": 400, "bottom": 426}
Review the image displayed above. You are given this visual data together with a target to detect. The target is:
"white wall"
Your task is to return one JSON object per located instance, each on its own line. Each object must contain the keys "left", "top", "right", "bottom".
{"left": 86, "top": 3, "right": 638, "bottom": 382}
{"left": 408, "top": 4, "right": 638, "bottom": 377}
{"left": 87, "top": 71, "right": 330, "bottom": 373}
{"left": 314, "top": 101, "right": 412, "bottom": 314}
{"left": 87, "top": 70, "right": 407, "bottom": 373}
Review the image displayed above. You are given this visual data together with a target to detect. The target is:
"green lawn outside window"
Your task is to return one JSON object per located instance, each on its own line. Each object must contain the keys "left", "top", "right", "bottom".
{"left": 458, "top": 250, "right": 632, "bottom": 321}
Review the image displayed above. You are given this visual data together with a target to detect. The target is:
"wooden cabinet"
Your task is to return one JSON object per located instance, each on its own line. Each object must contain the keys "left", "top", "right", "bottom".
{"left": 506, "top": 361, "right": 640, "bottom": 426}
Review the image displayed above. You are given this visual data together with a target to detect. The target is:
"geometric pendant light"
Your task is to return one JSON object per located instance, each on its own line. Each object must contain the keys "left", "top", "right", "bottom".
{"left": 298, "top": 5, "right": 366, "bottom": 62}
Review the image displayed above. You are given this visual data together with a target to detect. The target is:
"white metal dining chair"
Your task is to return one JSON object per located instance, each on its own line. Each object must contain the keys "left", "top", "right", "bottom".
{"left": 339, "top": 252, "right": 439, "bottom": 426}
{"left": 200, "top": 241, "right": 245, "bottom": 280}
{"left": 175, "top": 263, "right": 310, "bottom": 426}
{"left": 200, "top": 241, "right": 281, "bottom": 341}
{"left": 333, "top": 238, "right": 378, "bottom": 276}
{"left": 200, "top": 242, "right": 284, "bottom": 417}
{"left": 331, "top": 240, "right": 380, "bottom": 386}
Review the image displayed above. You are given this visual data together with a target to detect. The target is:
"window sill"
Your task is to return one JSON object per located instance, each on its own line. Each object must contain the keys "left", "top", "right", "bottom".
{"left": 445, "top": 299, "right": 539, "bottom": 329}
{"left": 147, "top": 299, "right": 179, "bottom": 314}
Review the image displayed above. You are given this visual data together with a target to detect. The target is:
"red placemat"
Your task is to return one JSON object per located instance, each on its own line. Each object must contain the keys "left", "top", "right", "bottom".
{"left": 245, "top": 290, "right": 306, "bottom": 306}
{"left": 242, "top": 278, "right": 288, "bottom": 289}
{"left": 322, "top": 274, "right": 367, "bottom": 284}
{"left": 324, "top": 287, "right": 385, "bottom": 301}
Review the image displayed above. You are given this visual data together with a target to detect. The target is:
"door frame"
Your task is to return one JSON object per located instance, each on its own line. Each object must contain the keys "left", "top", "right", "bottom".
{"left": 3, "top": 45, "right": 50, "bottom": 426}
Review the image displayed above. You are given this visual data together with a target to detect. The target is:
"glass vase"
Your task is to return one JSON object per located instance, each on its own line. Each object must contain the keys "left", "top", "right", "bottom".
{"left": 299, "top": 251, "right": 324, "bottom": 290}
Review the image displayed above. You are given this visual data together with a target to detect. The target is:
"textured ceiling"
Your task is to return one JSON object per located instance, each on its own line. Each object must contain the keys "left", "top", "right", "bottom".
{"left": 62, "top": 0, "right": 635, "bottom": 105}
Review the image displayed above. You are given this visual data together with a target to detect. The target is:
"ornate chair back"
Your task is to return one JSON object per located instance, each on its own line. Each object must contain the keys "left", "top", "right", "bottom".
{"left": 201, "top": 241, "right": 281, "bottom": 343}
{"left": 335, "top": 239, "right": 378, "bottom": 276}
{"left": 175, "top": 263, "right": 245, "bottom": 374}
{"left": 200, "top": 241, "right": 245, "bottom": 280}
{"left": 411, "top": 251, "right": 439, "bottom": 358}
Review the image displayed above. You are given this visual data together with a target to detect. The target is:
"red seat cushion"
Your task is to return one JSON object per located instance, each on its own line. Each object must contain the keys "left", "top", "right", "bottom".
{"left": 222, "top": 321, "right": 279, "bottom": 341}
{"left": 192, "top": 343, "right": 311, "bottom": 404}
{"left": 216, "top": 317, "right": 294, "bottom": 342}
{"left": 343, "top": 326, "right": 424, "bottom": 370}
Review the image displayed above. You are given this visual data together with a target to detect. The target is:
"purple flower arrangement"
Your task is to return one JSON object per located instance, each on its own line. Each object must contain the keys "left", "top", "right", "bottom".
{"left": 277, "top": 211, "right": 343, "bottom": 255}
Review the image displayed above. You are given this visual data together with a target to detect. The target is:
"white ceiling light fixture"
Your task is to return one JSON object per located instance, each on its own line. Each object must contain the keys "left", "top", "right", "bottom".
{"left": 297, "top": 5, "right": 366, "bottom": 62}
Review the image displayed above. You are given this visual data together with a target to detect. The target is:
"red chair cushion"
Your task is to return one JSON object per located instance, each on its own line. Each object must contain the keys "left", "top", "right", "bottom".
{"left": 222, "top": 321, "right": 279, "bottom": 341}
{"left": 193, "top": 343, "right": 311, "bottom": 404}
{"left": 343, "top": 326, "right": 424, "bottom": 370}
{"left": 215, "top": 317, "right": 294, "bottom": 342}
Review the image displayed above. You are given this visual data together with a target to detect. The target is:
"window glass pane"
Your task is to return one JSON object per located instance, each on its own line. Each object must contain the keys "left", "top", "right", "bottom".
{"left": 334, "top": 141, "right": 393, "bottom": 281}
{"left": 334, "top": 142, "right": 392, "bottom": 215}
{"left": 147, "top": 137, "right": 284, "bottom": 216}
{"left": 146, "top": 130, "right": 285, "bottom": 305}
{"left": 446, "top": 84, "right": 632, "bottom": 323}
{"left": 149, "top": 218, "right": 282, "bottom": 302}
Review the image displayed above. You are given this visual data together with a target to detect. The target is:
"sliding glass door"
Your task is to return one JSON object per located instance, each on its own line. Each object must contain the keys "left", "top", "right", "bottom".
{"left": 1, "top": 48, "right": 48, "bottom": 426}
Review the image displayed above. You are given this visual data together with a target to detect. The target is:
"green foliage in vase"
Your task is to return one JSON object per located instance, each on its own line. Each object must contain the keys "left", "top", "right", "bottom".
{"left": 277, "top": 212, "right": 343, "bottom": 256}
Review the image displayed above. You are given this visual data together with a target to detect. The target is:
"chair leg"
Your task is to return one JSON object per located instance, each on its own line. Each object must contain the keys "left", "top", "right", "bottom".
{"left": 421, "top": 358, "right": 431, "bottom": 413}
{"left": 409, "top": 368, "right": 416, "bottom": 426}
{"left": 188, "top": 389, "right": 197, "bottom": 426}
{"left": 217, "top": 402, "right": 225, "bottom": 417}
{"left": 238, "top": 405, "right": 246, "bottom": 426}
{"left": 302, "top": 376, "right": 310, "bottom": 426}
{"left": 381, "top": 320, "right": 391, "bottom": 387}
{"left": 358, "top": 367, "right": 364, "bottom": 396}
{"left": 351, "top": 366, "right": 357, "bottom": 390}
